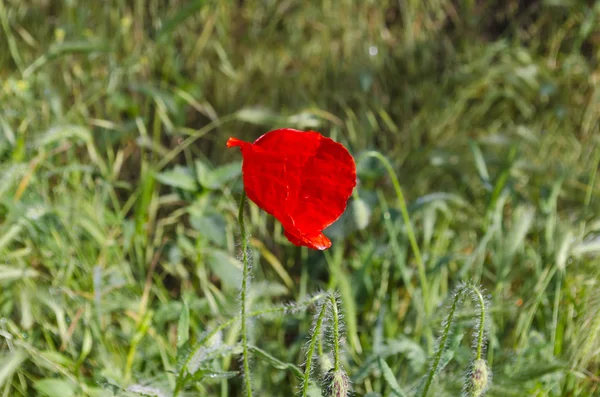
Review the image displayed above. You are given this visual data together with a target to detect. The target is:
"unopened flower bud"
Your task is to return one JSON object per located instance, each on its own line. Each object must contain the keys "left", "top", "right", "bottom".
{"left": 323, "top": 369, "right": 350, "bottom": 397}
{"left": 468, "top": 359, "right": 490, "bottom": 397}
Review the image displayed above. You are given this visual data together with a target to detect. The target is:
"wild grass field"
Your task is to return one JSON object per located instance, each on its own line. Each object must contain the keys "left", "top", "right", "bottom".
{"left": 1, "top": 1, "right": 600, "bottom": 396}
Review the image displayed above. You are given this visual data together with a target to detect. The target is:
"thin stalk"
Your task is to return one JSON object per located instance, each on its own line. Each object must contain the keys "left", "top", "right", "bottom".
{"left": 360, "top": 151, "right": 428, "bottom": 312}
{"left": 172, "top": 304, "right": 240, "bottom": 394}
{"left": 329, "top": 294, "right": 341, "bottom": 372}
{"left": 421, "top": 284, "right": 487, "bottom": 397}
{"left": 421, "top": 291, "right": 461, "bottom": 397}
{"left": 472, "top": 286, "right": 486, "bottom": 360}
{"left": 238, "top": 191, "right": 253, "bottom": 397}
{"left": 174, "top": 293, "right": 326, "bottom": 395}
{"left": 359, "top": 151, "right": 431, "bottom": 343}
{"left": 551, "top": 272, "right": 562, "bottom": 355}
{"left": 302, "top": 302, "right": 328, "bottom": 397}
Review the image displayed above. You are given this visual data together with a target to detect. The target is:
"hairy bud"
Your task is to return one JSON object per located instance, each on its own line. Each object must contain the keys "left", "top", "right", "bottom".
{"left": 322, "top": 369, "right": 350, "bottom": 397}
{"left": 467, "top": 359, "right": 490, "bottom": 397}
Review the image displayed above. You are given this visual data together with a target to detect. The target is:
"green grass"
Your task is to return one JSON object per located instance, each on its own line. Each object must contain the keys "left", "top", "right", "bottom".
{"left": 1, "top": 0, "right": 599, "bottom": 396}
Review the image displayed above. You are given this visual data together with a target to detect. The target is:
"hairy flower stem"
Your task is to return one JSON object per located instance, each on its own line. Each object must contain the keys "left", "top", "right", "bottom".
{"left": 421, "top": 283, "right": 487, "bottom": 397}
{"left": 359, "top": 151, "right": 432, "bottom": 346}
{"left": 173, "top": 294, "right": 326, "bottom": 396}
{"left": 238, "top": 191, "right": 253, "bottom": 397}
{"left": 329, "top": 294, "right": 341, "bottom": 373}
{"left": 421, "top": 290, "right": 460, "bottom": 397}
{"left": 472, "top": 286, "right": 486, "bottom": 360}
{"left": 174, "top": 294, "right": 326, "bottom": 396}
{"left": 302, "top": 302, "right": 328, "bottom": 397}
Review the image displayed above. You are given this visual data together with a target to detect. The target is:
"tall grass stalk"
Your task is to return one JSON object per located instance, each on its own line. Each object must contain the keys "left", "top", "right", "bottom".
{"left": 360, "top": 151, "right": 432, "bottom": 346}
{"left": 1, "top": 1, "right": 597, "bottom": 395}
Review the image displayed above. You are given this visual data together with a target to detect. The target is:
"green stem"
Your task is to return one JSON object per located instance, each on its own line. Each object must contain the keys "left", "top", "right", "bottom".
{"left": 360, "top": 151, "right": 429, "bottom": 314}
{"left": 173, "top": 294, "right": 326, "bottom": 396}
{"left": 302, "top": 302, "right": 328, "bottom": 397}
{"left": 238, "top": 191, "right": 253, "bottom": 397}
{"left": 329, "top": 294, "right": 341, "bottom": 373}
{"left": 359, "top": 151, "right": 431, "bottom": 349}
{"left": 421, "top": 290, "right": 460, "bottom": 397}
{"left": 421, "top": 283, "right": 487, "bottom": 397}
{"left": 472, "top": 286, "right": 486, "bottom": 360}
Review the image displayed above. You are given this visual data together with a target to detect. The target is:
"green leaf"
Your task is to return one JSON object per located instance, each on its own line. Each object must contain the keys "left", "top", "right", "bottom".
{"left": 0, "top": 115, "right": 15, "bottom": 145}
{"left": 196, "top": 160, "right": 241, "bottom": 189}
{"left": 384, "top": 338, "right": 426, "bottom": 372}
{"left": 206, "top": 249, "right": 242, "bottom": 288}
{"left": 469, "top": 139, "right": 490, "bottom": 185}
{"left": 0, "top": 224, "right": 24, "bottom": 252}
{"left": 48, "top": 40, "right": 108, "bottom": 56}
{"left": 377, "top": 357, "right": 408, "bottom": 397}
{"left": 34, "top": 378, "right": 76, "bottom": 397}
{"left": 77, "top": 328, "right": 93, "bottom": 365}
{"left": 178, "top": 300, "right": 190, "bottom": 348}
{"left": 572, "top": 238, "right": 600, "bottom": 257}
{"left": 206, "top": 162, "right": 242, "bottom": 189}
{"left": 355, "top": 337, "right": 426, "bottom": 384}
{"left": 194, "top": 160, "right": 211, "bottom": 187}
{"left": 156, "top": 0, "right": 207, "bottom": 41}
{"left": 235, "top": 107, "right": 280, "bottom": 125}
{"left": 248, "top": 345, "right": 303, "bottom": 378}
{"left": 436, "top": 331, "right": 464, "bottom": 375}
{"left": 286, "top": 112, "right": 321, "bottom": 129}
{"left": 130, "top": 83, "right": 178, "bottom": 114}
{"left": 127, "top": 384, "right": 169, "bottom": 396}
{"left": 38, "top": 125, "right": 92, "bottom": 147}
{"left": 24, "top": 42, "right": 109, "bottom": 77}
{"left": 187, "top": 368, "right": 239, "bottom": 381}
{"left": 506, "top": 205, "right": 535, "bottom": 259}
{"left": 34, "top": 351, "right": 74, "bottom": 372}
{"left": 155, "top": 166, "right": 198, "bottom": 191}
{"left": 0, "top": 350, "right": 26, "bottom": 387}
{"left": 506, "top": 362, "right": 566, "bottom": 382}
{"left": 0, "top": 264, "right": 38, "bottom": 282}
{"left": 190, "top": 212, "right": 227, "bottom": 246}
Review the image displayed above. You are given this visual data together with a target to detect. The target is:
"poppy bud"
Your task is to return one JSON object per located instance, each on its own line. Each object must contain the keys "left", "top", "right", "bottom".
{"left": 322, "top": 369, "right": 350, "bottom": 397}
{"left": 467, "top": 359, "right": 490, "bottom": 397}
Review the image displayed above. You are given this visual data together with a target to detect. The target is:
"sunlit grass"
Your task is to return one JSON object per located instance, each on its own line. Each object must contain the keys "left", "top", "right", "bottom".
{"left": 0, "top": 1, "right": 599, "bottom": 396}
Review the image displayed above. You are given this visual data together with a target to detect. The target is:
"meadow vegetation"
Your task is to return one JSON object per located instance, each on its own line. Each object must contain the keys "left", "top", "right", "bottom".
{"left": 1, "top": 1, "right": 599, "bottom": 396}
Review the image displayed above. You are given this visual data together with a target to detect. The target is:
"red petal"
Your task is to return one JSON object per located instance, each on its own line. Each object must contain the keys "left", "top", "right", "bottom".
{"left": 228, "top": 128, "right": 356, "bottom": 250}
{"left": 284, "top": 229, "right": 332, "bottom": 251}
{"left": 226, "top": 137, "right": 245, "bottom": 148}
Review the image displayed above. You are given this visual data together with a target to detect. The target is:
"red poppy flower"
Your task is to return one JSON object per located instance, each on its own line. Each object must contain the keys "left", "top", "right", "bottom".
{"left": 227, "top": 128, "right": 356, "bottom": 250}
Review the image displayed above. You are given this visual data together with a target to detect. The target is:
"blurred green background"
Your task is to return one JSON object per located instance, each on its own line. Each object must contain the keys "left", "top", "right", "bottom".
{"left": 1, "top": 1, "right": 599, "bottom": 396}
